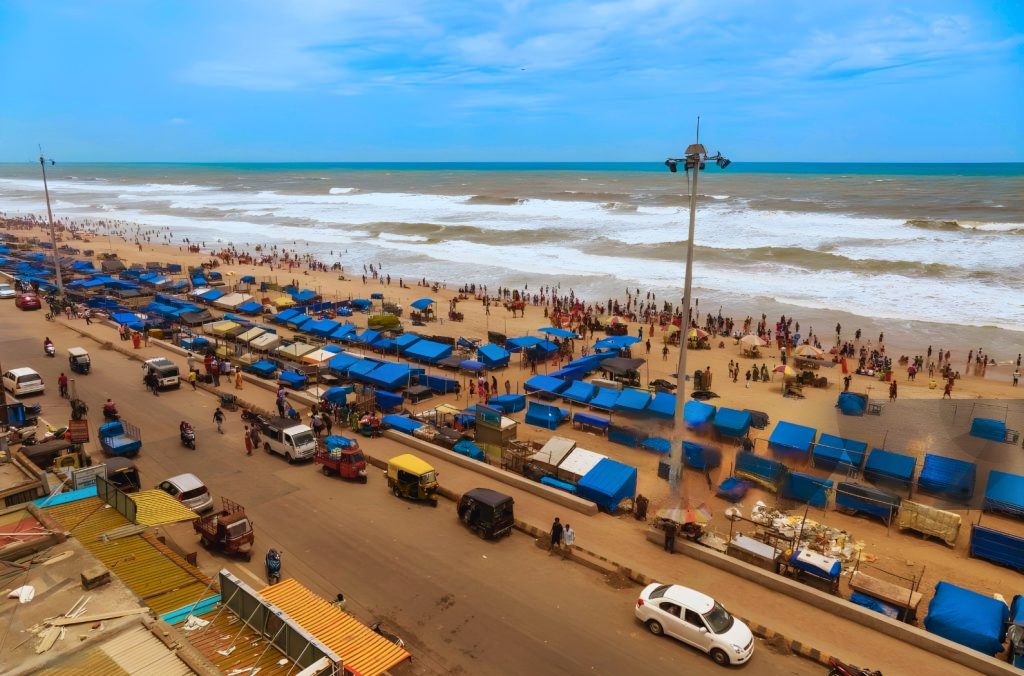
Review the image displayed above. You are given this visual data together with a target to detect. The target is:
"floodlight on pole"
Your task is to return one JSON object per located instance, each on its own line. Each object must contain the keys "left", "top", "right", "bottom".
{"left": 665, "top": 119, "right": 730, "bottom": 502}
{"left": 38, "top": 147, "right": 64, "bottom": 300}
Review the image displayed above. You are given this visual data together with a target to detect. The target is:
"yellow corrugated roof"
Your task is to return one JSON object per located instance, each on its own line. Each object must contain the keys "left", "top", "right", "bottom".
{"left": 260, "top": 579, "right": 410, "bottom": 676}
{"left": 388, "top": 453, "right": 435, "bottom": 475}
{"left": 131, "top": 489, "right": 199, "bottom": 526}
{"left": 37, "top": 624, "right": 195, "bottom": 676}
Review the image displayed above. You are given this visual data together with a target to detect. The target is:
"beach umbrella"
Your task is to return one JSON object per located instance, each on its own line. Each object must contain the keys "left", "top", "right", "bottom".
{"left": 740, "top": 334, "right": 766, "bottom": 347}
{"left": 410, "top": 298, "right": 434, "bottom": 311}
{"left": 686, "top": 328, "right": 708, "bottom": 339}
{"left": 773, "top": 364, "right": 798, "bottom": 378}
{"left": 793, "top": 344, "right": 824, "bottom": 358}
{"left": 657, "top": 503, "right": 712, "bottom": 525}
{"left": 538, "top": 327, "right": 578, "bottom": 339}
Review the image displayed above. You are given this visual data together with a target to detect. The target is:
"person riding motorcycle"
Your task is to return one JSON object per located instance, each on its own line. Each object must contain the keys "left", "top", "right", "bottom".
{"left": 44, "top": 337, "right": 55, "bottom": 356}
{"left": 179, "top": 420, "right": 194, "bottom": 436}
{"left": 102, "top": 399, "right": 118, "bottom": 418}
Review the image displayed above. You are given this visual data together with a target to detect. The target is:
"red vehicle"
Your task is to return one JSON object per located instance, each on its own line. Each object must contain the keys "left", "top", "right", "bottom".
{"left": 15, "top": 293, "right": 41, "bottom": 310}
{"left": 315, "top": 435, "right": 368, "bottom": 483}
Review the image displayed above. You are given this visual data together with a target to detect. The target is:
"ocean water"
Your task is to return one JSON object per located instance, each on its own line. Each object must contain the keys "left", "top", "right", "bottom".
{"left": 0, "top": 162, "right": 1022, "bottom": 335}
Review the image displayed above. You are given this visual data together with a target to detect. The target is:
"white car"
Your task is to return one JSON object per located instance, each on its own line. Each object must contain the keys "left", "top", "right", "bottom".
{"left": 157, "top": 473, "right": 214, "bottom": 513}
{"left": 0, "top": 283, "right": 15, "bottom": 299}
{"left": 634, "top": 582, "right": 754, "bottom": 666}
{"left": 2, "top": 367, "right": 45, "bottom": 397}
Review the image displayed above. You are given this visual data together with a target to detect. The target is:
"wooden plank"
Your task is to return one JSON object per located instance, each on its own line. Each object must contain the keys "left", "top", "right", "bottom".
{"left": 48, "top": 607, "right": 150, "bottom": 626}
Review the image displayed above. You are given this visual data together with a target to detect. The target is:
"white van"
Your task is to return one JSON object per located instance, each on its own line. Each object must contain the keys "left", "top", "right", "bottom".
{"left": 3, "top": 367, "right": 45, "bottom": 397}
{"left": 143, "top": 357, "right": 181, "bottom": 389}
{"left": 256, "top": 416, "right": 317, "bottom": 463}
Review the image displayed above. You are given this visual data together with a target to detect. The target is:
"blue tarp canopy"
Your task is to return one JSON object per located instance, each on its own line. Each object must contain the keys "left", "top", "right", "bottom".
{"left": 506, "top": 335, "right": 543, "bottom": 350}
{"left": 410, "top": 297, "right": 435, "bottom": 310}
{"left": 192, "top": 275, "right": 206, "bottom": 286}
{"left": 565, "top": 353, "right": 610, "bottom": 372}
{"left": 292, "top": 289, "right": 317, "bottom": 302}
{"left": 241, "top": 275, "right": 256, "bottom": 283}
{"left": 111, "top": 312, "right": 144, "bottom": 329}
{"left": 917, "top": 454, "right": 976, "bottom": 500}
{"left": 647, "top": 392, "right": 676, "bottom": 418}
{"left": 272, "top": 308, "right": 300, "bottom": 323}
{"left": 383, "top": 414, "right": 423, "bottom": 435}
{"left": 459, "top": 360, "right": 485, "bottom": 372}
{"left": 531, "top": 340, "right": 559, "bottom": 354}
{"left": 970, "top": 418, "right": 1006, "bottom": 442}
{"left": 348, "top": 360, "right": 380, "bottom": 379}
{"left": 537, "top": 327, "right": 578, "bottom": 338}
{"left": 350, "top": 298, "right": 372, "bottom": 310}
{"left": 684, "top": 442, "right": 721, "bottom": 469}
{"left": 835, "top": 482, "right": 900, "bottom": 522}
{"left": 364, "top": 362, "right": 411, "bottom": 390}
{"left": 924, "top": 581, "right": 1009, "bottom": 655}
{"left": 589, "top": 387, "right": 620, "bottom": 410}
{"left": 418, "top": 373, "right": 460, "bottom": 394}
{"left": 353, "top": 328, "right": 381, "bottom": 345}
{"left": 549, "top": 366, "right": 588, "bottom": 382}
{"left": 331, "top": 323, "right": 357, "bottom": 339}
{"left": 577, "top": 458, "right": 638, "bottom": 511}
{"left": 837, "top": 392, "right": 867, "bottom": 416}
{"left": 287, "top": 314, "right": 312, "bottom": 330}
{"left": 614, "top": 388, "right": 651, "bottom": 412}
{"left": 395, "top": 333, "right": 422, "bottom": 351}
{"left": 236, "top": 300, "right": 263, "bottom": 314}
{"left": 477, "top": 343, "right": 510, "bottom": 368}
{"left": 684, "top": 400, "right": 716, "bottom": 427}
{"left": 863, "top": 448, "right": 916, "bottom": 486}
{"left": 375, "top": 390, "right": 404, "bottom": 410}
{"left": 321, "top": 386, "right": 353, "bottom": 404}
{"left": 488, "top": 394, "right": 526, "bottom": 413}
{"left": 404, "top": 339, "right": 452, "bottom": 364}
{"left": 524, "top": 402, "right": 569, "bottom": 430}
{"left": 768, "top": 421, "right": 818, "bottom": 455}
{"left": 562, "top": 381, "right": 597, "bottom": 404}
{"left": 278, "top": 370, "right": 306, "bottom": 389}
{"left": 781, "top": 472, "right": 834, "bottom": 508}
{"left": 593, "top": 335, "right": 640, "bottom": 350}
{"left": 983, "top": 470, "right": 1024, "bottom": 518}
{"left": 306, "top": 319, "right": 340, "bottom": 337}
{"left": 736, "top": 452, "right": 786, "bottom": 488}
{"left": 713, "top": 408, "right": 752, "bottom": 438}
{"left": 328, "top": 353, "right": 360, "bottom": 375}
{"left": 814, "top": 434, "right": 869, "bottom": 469}
{"left": 523, "top": 374, "right": 567, "bottom": 395}
{"left": 198, "top": 288, "right": 225, "bottom": 301}
{"left": 453, "top": 440, "right": 486, "bottom": 461}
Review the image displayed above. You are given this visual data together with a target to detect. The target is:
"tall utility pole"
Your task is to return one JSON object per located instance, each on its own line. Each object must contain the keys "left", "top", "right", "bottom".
{"left": 664, "top": 120, "right": 730, "bottom": 500}
{"left": 39, "top": 147, "right": 64, "bottom": 300}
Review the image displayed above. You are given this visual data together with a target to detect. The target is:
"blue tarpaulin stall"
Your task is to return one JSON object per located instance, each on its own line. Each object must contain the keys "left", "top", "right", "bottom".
{"left": 577, "top": 458, "right": 637, "bottom": 511}
{"left": 375, "top": 390, "right": 404, "bottom": 411}
{"left": 364, "top": 363, "right": 411, "bottom": 391}
{"left": 236, "top": 300, "right": 262, "bottom": 315}
{"left": 477, "top": 343, "right": 510, "bottom": 368}
{"left": 647, "top": 392, "right": 675, "bottom": 418}
{"left": 562, "top": 381, "right": 597, "bottom": 404}
{"left": 593, "top": 335, "right": 639, "bottom": 350}
{"left": 330, "top": 323, "right": 357, "bottom": 340}
{"left": 924, "top": 581, "right": 1009, "bottom": 655}
{"left": 836, "top": 392, "right": 867, "bottom": 416}
{"left": 684, "top": 400, "right": 715, "bottom": 428}
{"left": 246, "top": 359, "right": 278, "bottom": 379}
{"left": 348, "top": 360, "right": 380, "bottom": 380}
{"left": 813, "top": 434, "right": 869, "bottom": 470}
{"left": 863, "top": 448, "right": 916, "bottom": 488}
{"left": 782, "top": 472, "right": 833, "bottom": 508}
{"left": 684, "top": 442, "right": 721, "bottom": 470}
{"left": 328, "top": 353, "right": 360, "bottom": 376}
{"left": 307, "top": 319, "right": 340, "bottom": 337}
{"left": 382, "top": 415, "right": 423, "bottom": 435}
{"left": 768, "top": 421, "right": 817, "bottom": 456}
{"left": 565, "top": 353, "right": 610, "bottom": 373}
{"left": 410, "top": 297, "right": 435, "bottom": 311}
{"left": 278, "top": 370, "right": 306, "bottom": 389}
{"left": 459, "top": 360, "right": 485, "bottom": 372}
{"left": 608, "top": 425, "right": 644, "bottom": 447}
{"left": 352, "top": 328, "right": 381, "bottom": 345}
{"left": 321, "top": 386, "right": 353, "bottom": 404}
{"left": 613, "top": 388, "right": 650, "bottom": 412}
{"left": 272, "top": 308, "right": 300, "bottom": 324}
{"left": 970, "top": 417, "right": 1006, "bottom": 442}
{"left": 573, "top": 411, "right": 610, "bottom": 432}
{"left": 538, "top": 327, "right": 577, "bottom": 338}
{"left": 835, "top": 482, "right": 900, "bottom": 523}
{"left": 453, "top": 440, "right": 486, "bottom": 461}
{"left": 395, "top": 333, "right": 422, "bottom": 353}
{"left": 525, "top": 402, "right": 569, "bottom": 430}
{"left": 418, "top": 373, "right": 460, "bottom": 394}
{"left": 589, "top": 387, "right": 620, "bottom": 410}
{"left": 488, "top": 394, "right": 526, "bottom": 413}
{"left": 523, "top": 375, "right": 567, "bottom": 395}
{"left": 735, "top": 452, "right": 786, "bottom": 491}
{"left": 917, "top": 454, "right": 976, "bottom": 501}
{"left": 289, "top": 315, "right": 313, "bottom": 331}
{"left": 111, "top": 312, "right": 145, "bottom": 331}
{"left": 198, "top": 288, "right": 224, "bottom": 301}
{"left": 540, "top": 476, "right": 577, "bottom": 494}
{"left": 969, "top": 524, "right": 1024, "bottom": 572}
{"left": 506, "top": 335, "right": 543, "bottom": 351}
{"left": 713, "top": 408, "right": 752, "bottom": 438}
{"left": 404, "top": 340, "right": 453, "bottom": 364}
{"left": 292, "top": 289, "right": 317, "bottom": 303}
{"left": 642, "top": 438, "right": 671, "bottom": 454}
{"left": 983, "top": 470, "right": 1024, "bottom": 518}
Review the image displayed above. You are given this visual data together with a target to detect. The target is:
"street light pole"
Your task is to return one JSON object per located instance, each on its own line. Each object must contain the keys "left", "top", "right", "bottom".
{"left": 665, "top": 121, "right": 730, "bottom": 501}
{"left": 39, "top": 147, "right": 64, "bottom": 300}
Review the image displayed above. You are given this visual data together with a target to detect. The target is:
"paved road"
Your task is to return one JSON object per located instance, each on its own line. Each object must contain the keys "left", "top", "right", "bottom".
{"left": 2, "top": 309, "right": 820, "bottom": 675}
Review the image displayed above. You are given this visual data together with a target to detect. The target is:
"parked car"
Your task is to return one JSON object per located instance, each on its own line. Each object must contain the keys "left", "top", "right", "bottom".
{"left": 634, "top": 582, "right": 754, "bottom": 666}
{"left": 158, "top": 473, "right": 214, "bottom": 513}
{"left": 3, "top": 367, "right": 45, "bottom": 397}
{"left": 0, "top": 283, "right": 15, "bottom": 299}
{"left": 15, "top": 293, "right": 41, "bottom": 310}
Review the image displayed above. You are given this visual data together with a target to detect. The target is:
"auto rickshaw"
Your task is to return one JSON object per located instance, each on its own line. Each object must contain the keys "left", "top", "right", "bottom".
{"left": 68, "top": 347, "right": 91, "bottom": 374}
{"left": 385, "top": 454, "right": 438, "bottom": 506}
{"left": 104, "top": 457, "right": 141, "bottom": 493}
{"left": 458, "top": 487, "right": 514, "bottom": 539}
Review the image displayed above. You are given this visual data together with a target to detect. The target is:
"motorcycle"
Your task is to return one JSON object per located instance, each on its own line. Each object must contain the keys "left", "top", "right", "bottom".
{"left": 180, "top": 426, "right": 196, "bottom": 450}
{"left": 103, "top": 406, "right": 120, "bottom": 421}
{"left": 370, "top": 622, "right": 406, "bottom": 649}
{"left": 44, "top": 343, "right": 55, "bottom": 358}
{"left": 828, "top": 657, "right": 882, "bottom": 676}
{"left": 265, "top": 549, "right": 282, "bottom": 585}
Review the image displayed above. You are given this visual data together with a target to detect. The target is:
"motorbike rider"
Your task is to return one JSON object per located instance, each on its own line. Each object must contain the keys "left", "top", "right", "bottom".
{"left": 102, "top": 399, "right": 118, "bottom": 418}
{"left": 44, "top": 337, "right": 54, "bottom": 354}
{"left": 179, "top": 420, "right": 194, "bottom": 436}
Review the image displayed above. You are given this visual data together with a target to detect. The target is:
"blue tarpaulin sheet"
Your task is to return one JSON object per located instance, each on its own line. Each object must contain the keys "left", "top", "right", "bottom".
{"left": 321, "top": 386, "right": 352, "bottom": 404}
{"left": 506, "top": 335, "right": 543, "bottom": 350}
{"left": 525, "top": 402, "right": 569, "bottom": 430}
{"left": 863, "top": 448, "right": 916, "bottom": 487}
{"left": 538, "top": 327, "right": 577, "bottom": 338}
{"left": 917, "top": 454, "right": 976, "bottom": 500}
{"left": 331, "top": 323, "right": 357, "bottom": 339}
{"left": 642, "top": 438, "right": 671, "bottom": 454}
{"left": 292, "top": 289, "right": 317, "bottom": 302}
{"left": 383, "top": 415, "right": 423, "bottom": 435}
{"left": 488, "top": 394, "right": 526, "bottom": 413}
{"left": 540, "top": 476, "right": 577, "bottom": 494}
{"left": 306, "top": 319, "right": 340, "bottom": 337}
{"left": 969, "top": 524, "right": 1024, "bottom": 572}
{"left": 768, "top": 421, "right": 817, "bottom": 455}
{"left": 684, "top": 400, "right": 715, "bottom": 427}
{"left": 813, "top": 434, "right": 869, "bottom": 469}
{"left": 328, "top": 353, "right": 360, "bottom": 375}
{"left": 970, "top": 417, "right": 1006, "bottom": 442}
{"left": 417, "top": 373, "right": 460, "bottom": 394}
{"left": 684, "top": 442, "right": 721, "bottom": 469}
{"left": 395, "top": 333, "right": 422, "bottom": 351}
{"left": 198, "top": 288, "right": 224, "bottom": 301}
{"left": 348, "top": 360, "right": 380, "bottom": 379}
{"left": 549, "top": 366, "right": 588, "bottom": 382}
{"left": 272, "top": 309, "right": 300, "bottom": 323}
{"left": 565, "top": 353, "right": 610, "bottom": 372}
{"left": 524, "top": 375, "right": 567, "bottom": 394}
{"left": 289, "top": 315, "right": 312, "bottom": 330}
{"left": 782, "top": 472, "right": 833, "bottom": 508}
{"left": 453, "top": 440, "right": 486, "bottom": 461}
{"left": 375, "top": 390, "right": 404, "bottom": 410}
{"left": 593, "top": 335, "right": 639, "bottom": 350}
{"left": 577, "top": 458, "right": 637, "bottom": 511}
{"left": 562, "top": 381, "right": 597, "bottom": 403}
{"left": 589, "top": 387, "right": 620, "bottom": 410}
{"left": 353, "top": 328, "right": 381, "bottom": 344}
{"left": 836, "top": 482, "right": 900, "bottom": 522}
{"left": 247, "top": 360, "right": 278, "bottom": 378}
{"left": 477, "top": 343, "right": 510, "bottom": 368}
{"left": 613, "top": 388, "right": 650, "bottom": 412}
{"left": 924, "top": 581, "right": 1009, "bottom": 655}
{"left": 837, "top": 392, "right": 867, "bottom": 415}
{"left": 647, "top": 392, "right": 675, "bottom": 418}
{"left": 573, "top": 411, "right": 609, "bottom": 431}
{"left": 364, "top": 362, "right": 411, "bottom": 390}
{"left": 404, "top": 339, "right": 453, "bottom": 363}
{"left": 713, "top": 407, "right": 752, "bottom": 438}
{"left": 735, "top": 452, "right": 786, "bottom": 489}
{"left": 983, "top": 470, "right": 1024, "bottom": 518}
{"left": 236, "top": 300, "right": 262, "bottom": 314}
{"left": 278, "top": 370, "right": 306, "bottom": 389}
{"left": 410, "top": 297, "right": 434, "bottom": 310}
{"left": 849, "top": 593, "right": 898, "bottom": 619}
{"left": 459, "top": 360, "right": 485, "bottom": 372}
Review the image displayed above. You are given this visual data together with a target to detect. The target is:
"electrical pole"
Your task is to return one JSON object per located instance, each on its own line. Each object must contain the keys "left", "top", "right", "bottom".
{"left": 39, "top": 147, "right": 65, "bottom": 300}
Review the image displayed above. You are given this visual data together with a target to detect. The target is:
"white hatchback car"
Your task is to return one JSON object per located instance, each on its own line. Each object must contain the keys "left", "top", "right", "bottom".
{"left": 0, "top": 283, "right": 15, "bottom": 299}
{"left": 635, "top": 582, "right": 754, "bottom": 666}
{"left": 3, "top": 367, "right": 45, "bottom": 397}
{"left": 157, "top": 473, "right": 214, "bottom": 513}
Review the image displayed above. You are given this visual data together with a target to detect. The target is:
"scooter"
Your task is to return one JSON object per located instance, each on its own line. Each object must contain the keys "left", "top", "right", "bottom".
{"left": 180, "top": 426, "right": 196, "bottom": 450}
{"left": 265, "top": 549, "right": 282, "bottom": 585}
{"left": 828, "top": 657, "right": 882, "bottom": 676}
{"left": 103, "top": 406, "right": 120, "bottom": 421}
{"left": 44, "top": 343, "right": 55, "bottom": 357}
{"left": 370, "top": 622, "right": 406, "bottom": 649}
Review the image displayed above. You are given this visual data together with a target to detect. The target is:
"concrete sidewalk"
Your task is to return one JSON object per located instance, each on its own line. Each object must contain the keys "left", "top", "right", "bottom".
{"left": 60, "top": 317, "right": 981, "bottom": 675}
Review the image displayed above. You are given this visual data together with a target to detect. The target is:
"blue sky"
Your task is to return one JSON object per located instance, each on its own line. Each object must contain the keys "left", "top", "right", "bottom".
{"left": 0, "top": 1, "right": 1021, "bottom": 161}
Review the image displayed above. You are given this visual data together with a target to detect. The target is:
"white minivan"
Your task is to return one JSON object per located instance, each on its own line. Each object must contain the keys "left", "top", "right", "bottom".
{"left": 3, "top": 367, "right": 45, "bottom": 397}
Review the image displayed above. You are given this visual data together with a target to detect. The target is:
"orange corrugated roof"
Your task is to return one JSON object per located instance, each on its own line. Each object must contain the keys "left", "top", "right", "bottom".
{"left": 259, "top": 579, "right": 410, "bottom": 676}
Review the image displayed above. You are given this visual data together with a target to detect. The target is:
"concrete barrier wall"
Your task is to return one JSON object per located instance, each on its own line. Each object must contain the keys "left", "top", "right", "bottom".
{"left": 383, "top": 430, "right": 598, "bottom": 515}
{"left": 644, "top": 530, "right": 1017, "bottom": 676}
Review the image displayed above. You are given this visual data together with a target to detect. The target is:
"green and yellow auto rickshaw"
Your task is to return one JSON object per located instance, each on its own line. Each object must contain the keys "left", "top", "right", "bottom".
{"left": 385, "top": 454, "right": 438, "bottom": 506}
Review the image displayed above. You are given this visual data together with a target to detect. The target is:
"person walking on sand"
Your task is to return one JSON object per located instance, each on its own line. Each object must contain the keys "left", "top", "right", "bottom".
{"left": 549, "top": 517, "right": 563, "bottom": 553}
{"left": 188, "top": 369, "right": 198, "bottom": 391}
{"left": 234, "top": 369, "right": 243, "bottom": 390}
{"left": 504, "top": 379, "right": 511, "bottom": 395}
{"left": 1013, "top": 369, "right": 1020, "bottom": 387}
{"left": 213, "top": 407, "right": 225, "bottom": 434}
{"left": 561, "top": 523, "right": 575, "bottom": 557}
{"left": 889, "top": 380, "right": 898, "bottom": 402}
{"left": 244, "top": 425, "right": 254, "bottom": 456}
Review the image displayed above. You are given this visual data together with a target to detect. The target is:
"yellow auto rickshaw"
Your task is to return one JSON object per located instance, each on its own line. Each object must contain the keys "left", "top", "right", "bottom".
{"left": 385, "top": 454, "right": 438, "bottom": 506}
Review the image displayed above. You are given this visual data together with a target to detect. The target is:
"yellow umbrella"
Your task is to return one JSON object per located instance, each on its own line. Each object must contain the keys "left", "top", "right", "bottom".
{"left": 773, "top": 364, "right": 798, "bottom": 378}
{"left": 740, "top": 334, "right": 765, "bottom": 347}
{"left": 687, "top": 328, "right": 708, "bottom": 339}
{"left": 793, "top": 344, "right": 824, "bottom": 358}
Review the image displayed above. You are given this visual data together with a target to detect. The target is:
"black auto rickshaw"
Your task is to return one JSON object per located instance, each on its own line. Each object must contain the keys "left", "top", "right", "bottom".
{"left": 68, "top": 347, "right": 91, "bottom": 374}
{"left": 457, "top": 487, "right": 514, "bottom": 539}
{"left": 385, "top": 454, "right": 438, "bottom": 506}
{"left": 104, "top": 457, "right": 141, "bottom": 493}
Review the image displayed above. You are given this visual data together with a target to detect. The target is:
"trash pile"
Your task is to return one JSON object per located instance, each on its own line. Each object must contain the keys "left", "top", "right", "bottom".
{"left": 751, "top": 501, "right": 861, "bottom": 565}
